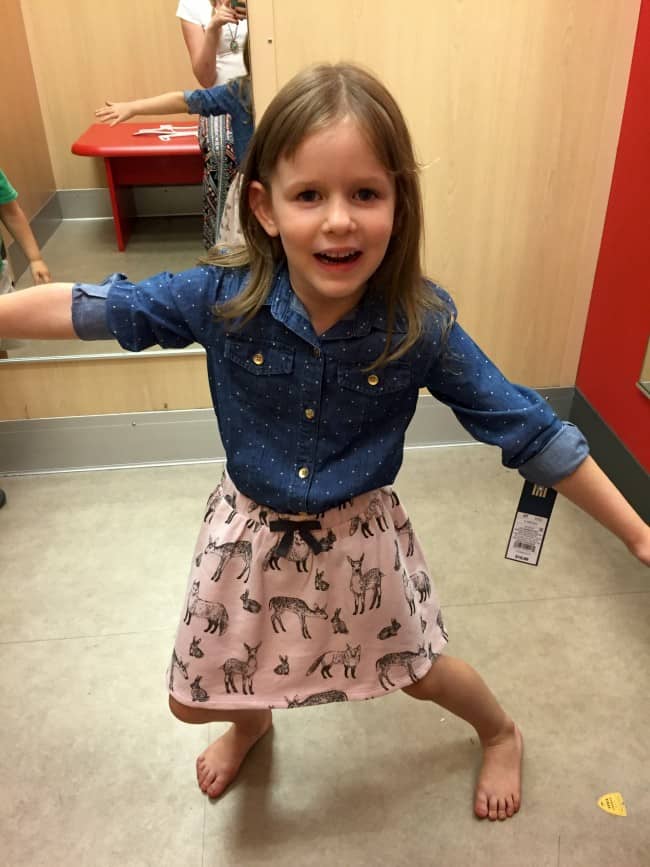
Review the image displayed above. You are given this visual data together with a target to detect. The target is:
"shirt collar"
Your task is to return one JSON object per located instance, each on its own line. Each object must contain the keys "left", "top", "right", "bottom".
{"left": 264, "top": 263, "right": 407, "bottom": 340}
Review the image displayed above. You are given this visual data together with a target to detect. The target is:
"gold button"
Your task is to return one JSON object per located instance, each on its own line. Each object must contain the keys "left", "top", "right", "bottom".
{"left": 252, "top": 352, "right": 264, "bottom": 366}
{"left": 367, "top": 374, "right": 379, "bottom": 386}
{"left": 298, "top": 466, "right": 310, "bottom": 479}
{"left": 304, "top": 408, "right": 315, "bottom": 420}
{"left": 312, "top": 347, "right": 321, "bottom": 358}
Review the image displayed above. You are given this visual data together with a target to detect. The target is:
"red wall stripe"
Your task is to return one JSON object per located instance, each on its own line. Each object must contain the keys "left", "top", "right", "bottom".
{"left": 576, "top": 0, "right": 650, "bottom": 471}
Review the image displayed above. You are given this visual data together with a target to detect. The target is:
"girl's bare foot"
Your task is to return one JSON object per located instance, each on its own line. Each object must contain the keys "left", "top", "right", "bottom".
{"left": 196, "top": 710, "right": 272, "bottom": 799}
{"left": 474, "top": 719, "right": 523, "bottom": 820}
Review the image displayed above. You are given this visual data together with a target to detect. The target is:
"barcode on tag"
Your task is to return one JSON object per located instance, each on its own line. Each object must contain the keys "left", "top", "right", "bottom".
{"left": 506, "top": 512, "right": 547, "bottom": 565}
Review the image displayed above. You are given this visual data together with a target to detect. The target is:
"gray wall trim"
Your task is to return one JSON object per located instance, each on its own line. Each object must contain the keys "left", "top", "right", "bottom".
{"left": 8, "top": 193, "right": 62, "bottom": 280}
{"left": 8, "top": 186, "right": 201, "bottom": 280}
{"left": 570, "top": 390, "right": 649, "bottom": 523}
{"left": 57, "top": 186, "right": 202, "bottom": 221}
{"left": 0, "top": 388, "right": 574, "bottom": 477}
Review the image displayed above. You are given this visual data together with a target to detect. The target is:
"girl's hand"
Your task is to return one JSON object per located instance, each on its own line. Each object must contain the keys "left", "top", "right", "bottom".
{"left": 29, "top": 258, "right": 51, "bottom": 284}
{"left": 95, "top": 101, "right": 135, "bottom": 126}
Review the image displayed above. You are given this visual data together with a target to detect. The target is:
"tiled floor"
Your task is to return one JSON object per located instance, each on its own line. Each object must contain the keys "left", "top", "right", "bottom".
{"left": 1, "top": 447, "right": 648, "bottom": 867}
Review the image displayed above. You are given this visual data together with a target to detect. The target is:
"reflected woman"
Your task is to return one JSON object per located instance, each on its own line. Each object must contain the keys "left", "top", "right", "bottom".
{"left": 177, "top": 0, "right": 248, "bottom": 248}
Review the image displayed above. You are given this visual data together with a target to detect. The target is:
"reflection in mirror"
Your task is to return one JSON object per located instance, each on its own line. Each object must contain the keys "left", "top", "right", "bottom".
{"left": 5, "top": 216, "right": 206, "bottom": 362}
{"left": 4, "top": 0, "right": 252, "bottom": 365}
{"left": 637, "top": 334, "right": 650, "bottom": 399}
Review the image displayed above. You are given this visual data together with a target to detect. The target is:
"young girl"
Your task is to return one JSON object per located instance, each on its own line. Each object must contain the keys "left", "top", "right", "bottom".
{"left": 95, "top": 33, "right": 253, "bottom": 245}
{"left": 2, "top": 64, "right": 648, "bottom": 823}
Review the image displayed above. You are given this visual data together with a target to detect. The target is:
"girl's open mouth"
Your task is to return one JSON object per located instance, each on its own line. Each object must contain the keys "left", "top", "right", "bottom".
{"left": 314, "top": 250, "right": 362, "bottom": 266}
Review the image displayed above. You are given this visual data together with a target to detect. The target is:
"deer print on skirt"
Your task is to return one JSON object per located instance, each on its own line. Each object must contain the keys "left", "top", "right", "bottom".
{"left": 263, "top": 528, "right": 336, "bottom": 572}
{"left": 184, "top": 579, "right": 229, "bottom": 635}
{"left": 348, "top": 494, "right": 389, "bottom": 538}
{"left": 376, "top": 645, "right": 427, "bottom": 690}
{"left": 347, "top": 554, "right": 383, "bottom": 614}
{"left": 402, "top": 569, "right": 431, "bottom": 615}
{"left": 169, "top": 649, "right": 189, "bottom": 691}
{"left": 394, "top": 517, "right": 415, "bottom": 560}
{"left": 220, "top": 642, "right": 262, "bottom": 694}
{"left": 196, "top": 536, "right": 252, "bottom": 583}
{"left": 203, "top": 484, "right": 223, "bottom": 523}
{"left": 269, "top": 596, "right": 328, "bottom": 639}
{"left": 286, "top": 690, "right": 349, "bottom": 708}
{"left": 306, "top": 643, "right": 361, "bottom": 679}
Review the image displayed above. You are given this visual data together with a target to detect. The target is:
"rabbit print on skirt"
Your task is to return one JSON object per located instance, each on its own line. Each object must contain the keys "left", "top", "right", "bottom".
{"left": 167, "top": 470, "right": 448, "bottom": 710}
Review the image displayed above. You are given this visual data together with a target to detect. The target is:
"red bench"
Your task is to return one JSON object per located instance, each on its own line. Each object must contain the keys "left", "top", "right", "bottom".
{"left": 72, "top": 123, "right": 203, "bottom": 250}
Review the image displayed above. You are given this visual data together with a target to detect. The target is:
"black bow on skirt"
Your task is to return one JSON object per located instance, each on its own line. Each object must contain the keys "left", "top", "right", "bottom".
{"left": 268, "top": 519, "right": 323, "bottom": 556}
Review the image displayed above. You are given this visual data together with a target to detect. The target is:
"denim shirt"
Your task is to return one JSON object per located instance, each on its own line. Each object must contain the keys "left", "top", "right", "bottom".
{"left": 184, "top": 80, "right": 252, "bottom": 165}
{"left": 72, "top": 266, "right": 589, "bottom": 513}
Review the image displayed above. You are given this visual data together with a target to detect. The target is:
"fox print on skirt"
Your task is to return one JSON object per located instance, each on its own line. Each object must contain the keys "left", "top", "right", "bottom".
{"left": 167, "top": 470, "right": 448, "bottom": 709}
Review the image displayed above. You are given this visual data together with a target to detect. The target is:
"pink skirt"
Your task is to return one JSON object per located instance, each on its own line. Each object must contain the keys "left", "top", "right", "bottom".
{"left": 168, "top": 470, "right": 448, "bottom": 709}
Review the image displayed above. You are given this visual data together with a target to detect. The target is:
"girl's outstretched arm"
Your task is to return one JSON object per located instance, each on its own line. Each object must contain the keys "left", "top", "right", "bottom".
{"left": 95, "top": 93, "right": 188, "bottom": 126}
{"left": 0, "top": 284, "right": 76, "bottom": 339}
{"left": 554, "top": 456, "right": 650, "bottom": 565}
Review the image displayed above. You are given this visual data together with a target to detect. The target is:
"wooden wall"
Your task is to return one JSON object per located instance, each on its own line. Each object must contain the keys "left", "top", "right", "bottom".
{"left": 20, "top": 0, "right": 197, "bottom": 190}
{"left": 0, "top": 0, "right": 642, "bottom": 421}
{"left": 0, "top": 1, "right": 54, "bottom": 223}
{"left": 252, "top": 0, "right": 641, "bottom": 387}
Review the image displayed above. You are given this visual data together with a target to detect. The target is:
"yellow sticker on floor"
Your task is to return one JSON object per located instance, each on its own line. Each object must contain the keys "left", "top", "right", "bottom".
{"left": 597, "top": 792, "right": 627, "bottom": 816}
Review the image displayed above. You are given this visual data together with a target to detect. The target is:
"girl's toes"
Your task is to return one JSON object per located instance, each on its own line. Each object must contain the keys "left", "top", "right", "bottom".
{"left": 207, "top": 775, "right": 230, "bottom": 799}
{"left": 488, "top": 795, "right": 499, "bottom": 821}
{"left": 474, "top": 791, "right": 488, "bottom": 819}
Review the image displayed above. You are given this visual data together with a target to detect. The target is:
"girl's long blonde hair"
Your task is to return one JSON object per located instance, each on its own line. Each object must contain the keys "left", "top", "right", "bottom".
{"left": 203, "top": 62, "right": 451, "bottom": 367}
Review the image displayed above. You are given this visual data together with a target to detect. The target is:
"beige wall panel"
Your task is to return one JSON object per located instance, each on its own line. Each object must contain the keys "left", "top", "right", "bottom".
{"left": 21, "top": 0, "right": 199, "bottom": 190}
{"left": 0, "top": 1, "right": 54, "bottom": 224}
{"left": 3, "top": 0, "right": 639, "bottom": 421}
{"left": 264, "top": 0, "right": 639, "bottom": 386}
{"left": 0, "top": 354, "right": 211, "bottom": 420}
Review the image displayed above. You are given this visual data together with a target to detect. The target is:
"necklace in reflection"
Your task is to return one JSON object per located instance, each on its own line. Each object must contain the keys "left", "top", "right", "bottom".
{"left": 227, "top": 23, "right": 239, "bottom": 52}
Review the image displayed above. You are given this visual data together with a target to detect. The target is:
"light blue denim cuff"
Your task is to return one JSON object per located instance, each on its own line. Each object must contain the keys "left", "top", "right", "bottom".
{"left": 183, "top": 91, "right": 198, "bottom": 113}
{"left": 518, "top": 422, "right": 589, "bottom": 487}
{"left": 71, "top": 275, "right": 125, "bottom": 339}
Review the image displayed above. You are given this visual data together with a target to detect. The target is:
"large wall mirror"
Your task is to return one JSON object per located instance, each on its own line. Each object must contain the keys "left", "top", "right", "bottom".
{"left": 6, "top": 216, "right": 207, "bottom": 361}
{"left": 1, "top": 0, "right": 254, "bottom": 366}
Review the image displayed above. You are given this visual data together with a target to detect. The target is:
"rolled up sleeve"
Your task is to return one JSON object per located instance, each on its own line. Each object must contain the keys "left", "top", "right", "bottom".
{"left": 71, "top": 274, "right": 122, "bottom": 340}
{"left": 517, "top": 422, "right": 589, "bottom": 486}
{"left": 184, "top": 84, "right": 236, "bottom": 118}
{"left": 425, "top": 318, "right": 590, "bottom": 485}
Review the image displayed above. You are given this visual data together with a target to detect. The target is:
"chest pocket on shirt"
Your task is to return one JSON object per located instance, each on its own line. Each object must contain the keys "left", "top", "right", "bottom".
{"left": 225, "top": 336, "right": 296, "bottom": 409}
{"left": 337, "top": 361, "right": 413, "bottom": 426}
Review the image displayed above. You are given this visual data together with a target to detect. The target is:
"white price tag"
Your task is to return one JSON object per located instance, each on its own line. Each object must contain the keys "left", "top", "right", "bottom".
{"left": 506, "top": 512, "right": 548, "bottom": 565}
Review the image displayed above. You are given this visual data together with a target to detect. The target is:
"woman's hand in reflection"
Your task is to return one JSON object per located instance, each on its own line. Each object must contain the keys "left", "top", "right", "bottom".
{"left": 207, "top": 1, "right": 242, "bottom": 33}
{"left": 95, "top": 101, "right": 135, "bottom": 126}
